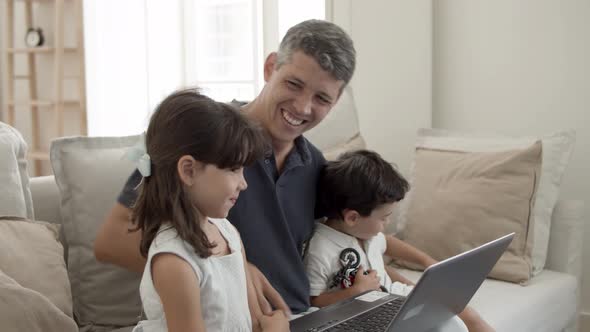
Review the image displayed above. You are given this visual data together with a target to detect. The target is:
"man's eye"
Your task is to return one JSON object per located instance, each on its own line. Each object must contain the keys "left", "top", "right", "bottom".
{"left": 287, "top": 81, "right": 299, "bottom": 89}
{"left": 317, "top": 96, "right": 331, "bottom": 105}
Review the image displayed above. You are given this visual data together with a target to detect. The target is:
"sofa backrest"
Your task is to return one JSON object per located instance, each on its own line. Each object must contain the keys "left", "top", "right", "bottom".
{"left": 29, "top": 175, "right": 584, "bottom": 282}
{"left": 29, "top": 176, "right": 66, "bottom": 256}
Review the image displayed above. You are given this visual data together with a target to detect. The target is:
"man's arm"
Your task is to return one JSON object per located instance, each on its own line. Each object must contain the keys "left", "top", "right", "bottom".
{"left": 243, "top": 246, "right": 289, "bottom": 332}
{"left": 247, "top": 263, "right": 291, "bottom": 316}
{"left": 94, "top": 202, "right": 146, "bottom": 273}
{"left": 240, "top": 239, "right": 263, "bottom": 330}
{"left": 384, "top": 234, "right": 437, "bottom": 268}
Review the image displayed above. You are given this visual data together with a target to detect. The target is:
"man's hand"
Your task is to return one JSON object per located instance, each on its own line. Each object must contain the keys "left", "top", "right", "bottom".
{"left": 259, "top": 310, "right": 289, "bottom": 332}
{"left": 248, "top": 263, "right": 291, "bottom": 317}
{"left": 351, "top": 267, "right": 381, "bottom": 293}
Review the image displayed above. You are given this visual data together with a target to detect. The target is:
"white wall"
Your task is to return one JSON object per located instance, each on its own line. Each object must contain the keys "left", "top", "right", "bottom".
{"left": 329, "top": 0, "right": 433, "bottom": 175}
{"left": 432, "top": 0, "right": 590, "bottom": 328}
{"left": 333, "top": 0, "right": 589, "bottom": 328}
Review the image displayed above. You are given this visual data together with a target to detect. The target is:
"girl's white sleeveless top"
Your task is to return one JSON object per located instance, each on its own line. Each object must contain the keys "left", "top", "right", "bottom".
{"left": 133, "top": 218, "right": 252, "bottom": 332}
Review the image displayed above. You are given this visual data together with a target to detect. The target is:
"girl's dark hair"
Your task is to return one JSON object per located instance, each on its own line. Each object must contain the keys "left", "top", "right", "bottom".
{"left": 131, "top": 88, "right": 266, "bottom": 258}
{"left": 318, "top": 150, "right": 409, "bottom": 219}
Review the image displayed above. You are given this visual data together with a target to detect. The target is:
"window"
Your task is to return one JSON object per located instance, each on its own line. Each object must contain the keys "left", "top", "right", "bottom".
{"left": 184, "top": 0, "right": 259, "bottom": 102}
{"left": 277, "top": 0, "right": 325, "bottom": 41}
{"left": 184, "top": 0, "right": 325, "bottom": 102}
{"left": 84, "top": 0, "right": 326, "bottom": 136}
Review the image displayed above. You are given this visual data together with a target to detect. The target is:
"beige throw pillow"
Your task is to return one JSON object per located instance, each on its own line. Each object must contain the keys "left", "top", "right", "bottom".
{"left": 395, "top": 128, "right": 575, "bottom": 276}
{"left": 0, "top": 217, "right": 72, "bottom": 316}
{"left": 50, "top": 135, "right": 142, "bottom": 328}
{"left": 399, "top": 142, "right": 542, "bottom": 284}
{"left": 0, "top": 269, "right": 77, "bottom": 332}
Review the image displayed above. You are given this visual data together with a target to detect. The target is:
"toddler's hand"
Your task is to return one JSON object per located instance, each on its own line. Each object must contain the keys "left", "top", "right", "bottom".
{"left": 259, "top": 310, "right": 289, "bottom": 332}
{"left": 352, "top": 266, "right": 381, "bottom": 293}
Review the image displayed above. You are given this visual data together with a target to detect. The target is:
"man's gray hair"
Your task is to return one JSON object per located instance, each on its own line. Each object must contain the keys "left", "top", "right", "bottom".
{"left": 277, "top": 19, "right": 356, "bottom": 85}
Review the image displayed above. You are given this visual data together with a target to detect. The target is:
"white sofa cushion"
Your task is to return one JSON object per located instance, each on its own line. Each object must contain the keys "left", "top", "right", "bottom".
{"left": 398, "top": 268, "right": 577, "bottom": 332}
{"left": 546, "top": 199, "right": 584, "bottom": 279}
{"left": 0, "top": 122, "right": 34, "bottom": 219}
{"left": 50, "top": 135, "right": 142, "bottom": 328}
{"left": 395, "top": 128, "right": 575, "bottom": 275}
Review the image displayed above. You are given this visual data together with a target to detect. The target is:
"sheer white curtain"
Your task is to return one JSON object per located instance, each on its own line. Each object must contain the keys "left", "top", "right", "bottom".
{"left": 83, "top": 0, "right": 183, "bottom": 136}
{"left": 83, "top": 0, "right": 324, "bottom": 136}
{"left": 184, "top": 0, "right": 259, "bottom": 102}
{"left": 184, "top": 0, "right": 325, "bottom": 102}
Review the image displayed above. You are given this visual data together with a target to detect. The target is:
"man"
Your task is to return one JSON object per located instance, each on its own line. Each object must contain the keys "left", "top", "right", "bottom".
{"left": 94, "top": 19, "right": 356, "bottom": 315}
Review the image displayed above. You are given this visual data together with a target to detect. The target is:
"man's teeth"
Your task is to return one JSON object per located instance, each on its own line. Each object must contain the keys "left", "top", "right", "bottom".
{"left": 281, "top": 110, "right": 304, "bottom": 126}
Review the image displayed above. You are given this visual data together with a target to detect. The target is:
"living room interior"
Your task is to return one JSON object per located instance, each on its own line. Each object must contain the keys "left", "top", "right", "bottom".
{"left": 0, "top": 0, "right": 588, "bottom": 332}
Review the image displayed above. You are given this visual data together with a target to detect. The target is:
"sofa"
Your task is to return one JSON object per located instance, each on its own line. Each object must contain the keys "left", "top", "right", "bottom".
{"left": 0, "top": 86, "right": 583, "bottom": 332}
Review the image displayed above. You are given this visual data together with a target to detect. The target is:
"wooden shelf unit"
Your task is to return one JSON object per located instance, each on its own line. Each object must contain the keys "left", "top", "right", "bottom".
{"left": 7, "top": 46, "right": 78, "bottom": 53}
{"left": 2, "top": 0, "right": 87, "bottom": 175}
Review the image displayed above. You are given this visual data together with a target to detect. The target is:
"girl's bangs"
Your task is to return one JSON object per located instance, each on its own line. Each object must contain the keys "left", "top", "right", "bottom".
{"left": 211, "top": 122, "right": 266, "bottom": 170}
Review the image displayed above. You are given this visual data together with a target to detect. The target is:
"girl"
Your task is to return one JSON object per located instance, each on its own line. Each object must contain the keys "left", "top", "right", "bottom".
{"left": 130, "top": 89, "right": 288, "bottom": 332}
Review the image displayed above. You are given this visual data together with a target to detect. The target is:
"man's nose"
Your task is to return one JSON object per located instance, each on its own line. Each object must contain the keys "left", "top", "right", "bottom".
{"left": 293, "top": 94, "right": 313, "bottom": 115}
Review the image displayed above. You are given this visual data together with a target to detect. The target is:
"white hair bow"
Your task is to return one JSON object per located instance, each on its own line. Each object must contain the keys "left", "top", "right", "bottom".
{"left": 125, "top": 133, "right": 151, "bottom": 177}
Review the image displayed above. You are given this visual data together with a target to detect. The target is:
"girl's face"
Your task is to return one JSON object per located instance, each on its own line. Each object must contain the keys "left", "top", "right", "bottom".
{"left": 179, "top": 157, "right": 248, "bottom": 221}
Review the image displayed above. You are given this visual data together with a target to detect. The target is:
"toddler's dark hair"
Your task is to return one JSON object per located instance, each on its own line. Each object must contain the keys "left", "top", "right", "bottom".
{"left": 318, "top": 150, "right": 409, "bottom": 219}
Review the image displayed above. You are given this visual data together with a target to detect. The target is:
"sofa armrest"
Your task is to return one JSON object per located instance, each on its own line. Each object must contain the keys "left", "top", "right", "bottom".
{"left": 29, "top": 175, "right": 62, "bottom": 225}
{"left": 545, "top": 199, "right": 584, "bottom": 280}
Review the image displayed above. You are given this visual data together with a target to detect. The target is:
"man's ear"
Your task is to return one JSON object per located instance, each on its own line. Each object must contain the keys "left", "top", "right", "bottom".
{"left": 177, "top": 155, "right": 199, "bottom": 186}
{"left": 342, "top": 208, "right": 360, "bottom": 227}
{"left": 263, "top": 52, "right": 278, "bottom": 82}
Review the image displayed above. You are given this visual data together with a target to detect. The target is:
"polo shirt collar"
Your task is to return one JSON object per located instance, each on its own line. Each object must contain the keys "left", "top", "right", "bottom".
{"left": 263, "top": 135, "right": 312, "bottom": 167}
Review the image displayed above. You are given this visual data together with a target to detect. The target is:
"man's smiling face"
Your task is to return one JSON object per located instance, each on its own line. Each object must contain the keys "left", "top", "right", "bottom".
{"left": 259, "top": 51, "right": 344, "bottom": 146}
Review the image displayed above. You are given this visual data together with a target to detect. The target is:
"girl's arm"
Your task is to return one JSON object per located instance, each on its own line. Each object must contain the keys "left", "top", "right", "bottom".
{"left": 152, "top": 253, "right": 206, "bottom": 332}
{"left": 384, "top": 234, "right": 437, "bottom": 268}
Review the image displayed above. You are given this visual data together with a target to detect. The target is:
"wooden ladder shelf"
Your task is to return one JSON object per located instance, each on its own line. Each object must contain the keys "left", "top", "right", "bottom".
{"left": 2, "top": 0, "right": 87, "bottom": 175}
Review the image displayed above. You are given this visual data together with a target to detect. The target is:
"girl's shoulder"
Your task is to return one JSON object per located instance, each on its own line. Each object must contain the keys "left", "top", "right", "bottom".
{"left": 208, "top": 218, "right": 242, "bottom": 249}
{"left": 151, "top": 224, "right": 179, "bottom": 246}
{"left": 148, "top": 224, "right": 187, "bottom": 257}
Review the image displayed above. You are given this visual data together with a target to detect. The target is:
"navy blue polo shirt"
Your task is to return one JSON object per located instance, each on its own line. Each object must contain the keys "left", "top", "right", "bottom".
{"left": 227, "top": 136, "right": 325, "bottom": 313}
{"left": 117, "top": 136, "right": 326, "bottom": 314}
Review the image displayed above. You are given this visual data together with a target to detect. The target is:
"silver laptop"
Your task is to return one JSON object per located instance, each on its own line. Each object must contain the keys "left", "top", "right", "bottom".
{"left": 291, "top": 233, "right": 514, "bottom": 332}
